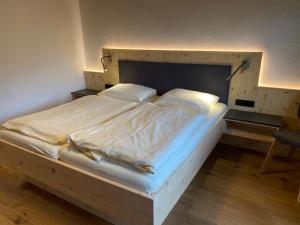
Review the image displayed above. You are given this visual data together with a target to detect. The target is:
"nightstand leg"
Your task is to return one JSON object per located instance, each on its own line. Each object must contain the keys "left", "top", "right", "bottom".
{"left": 287, "top": 147, "right": 296, "bottom": 162}
{"left": 259, "top": 139, "right": 278, "bottom": 173}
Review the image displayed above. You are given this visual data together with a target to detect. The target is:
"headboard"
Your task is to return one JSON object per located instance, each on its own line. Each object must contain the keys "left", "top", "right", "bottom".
{"left": 118, "top": 60, "right": 232, "bottom": 104}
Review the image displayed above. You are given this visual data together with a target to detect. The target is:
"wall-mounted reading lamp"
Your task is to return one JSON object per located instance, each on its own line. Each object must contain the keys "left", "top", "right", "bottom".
{"left": 101, "top": 55, "right": 112, "bottom": 72}
{"left": 226, "top": 60, "right": 250, "bottom": 81}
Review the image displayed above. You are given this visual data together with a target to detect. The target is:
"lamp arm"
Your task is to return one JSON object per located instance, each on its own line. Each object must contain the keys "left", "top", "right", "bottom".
{"left": 101, "top": 55, "right": 112, "bottom": 72}
{"left": 226, "top": 60, "right": 248, "bottom": 81}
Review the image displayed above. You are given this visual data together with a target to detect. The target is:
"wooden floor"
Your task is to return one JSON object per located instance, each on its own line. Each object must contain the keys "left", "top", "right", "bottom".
{"left": 0, "top": 144, "right": 300, "bottom": 225}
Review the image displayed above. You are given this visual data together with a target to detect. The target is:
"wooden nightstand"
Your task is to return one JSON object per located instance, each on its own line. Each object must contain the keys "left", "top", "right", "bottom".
{"left": 71, "top": 89, "right": 101, "bottom": 100}
{"left": 223, "top": 109, "right": 284, "bottom": 172}
{"left": 224, "top": 109, "right": 284, "bottom": 141}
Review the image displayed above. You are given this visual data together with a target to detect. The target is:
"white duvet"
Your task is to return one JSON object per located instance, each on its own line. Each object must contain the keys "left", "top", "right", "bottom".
{"left": 69, "top": 102, "right": 207, "bottom": 174}
{"left": 2, "top": 95, "right": 138, "bottom": 145}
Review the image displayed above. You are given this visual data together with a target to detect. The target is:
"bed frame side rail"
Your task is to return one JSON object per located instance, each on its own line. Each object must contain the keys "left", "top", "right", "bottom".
{"left": 0, "top": 139, "right": 154, "bottom": 225}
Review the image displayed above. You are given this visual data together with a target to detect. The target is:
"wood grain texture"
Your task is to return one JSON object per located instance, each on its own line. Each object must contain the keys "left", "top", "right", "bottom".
{"left": 84, "top": 71, "right": 106, "bottom": 90}
{"left": 85, "top": 48, "right": 300, "bottom": 119}
{"left": 259, "top": 140, "right": 279, "bottom": 173}
{"left": 0, "top": 144, "right": 300, "bottom": 225}
{"left": 0, "top": 139, "right": 153, "bottom": 225}
{"left": 220, "top": 133, "right": 300, "bottom": 160}
{"left": 222, "top": 117, "right": 300, "bottom": 161}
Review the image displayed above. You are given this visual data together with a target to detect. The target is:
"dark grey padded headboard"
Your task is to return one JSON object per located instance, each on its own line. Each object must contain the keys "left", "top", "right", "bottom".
{"left": 118, "top": 60, "right": 232, "bottom": 104}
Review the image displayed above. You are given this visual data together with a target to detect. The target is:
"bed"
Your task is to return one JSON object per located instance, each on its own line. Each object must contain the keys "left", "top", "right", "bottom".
{"left": 0, "top": 60, "right": 232, "bottom": 225}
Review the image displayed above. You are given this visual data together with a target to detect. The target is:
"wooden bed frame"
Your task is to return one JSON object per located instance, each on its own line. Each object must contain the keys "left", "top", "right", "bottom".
{"left": 0, "top": 123, "right": 222, "bottom": 225}
{"left": 0, "top": 60, "right": 231, "bottom": 225}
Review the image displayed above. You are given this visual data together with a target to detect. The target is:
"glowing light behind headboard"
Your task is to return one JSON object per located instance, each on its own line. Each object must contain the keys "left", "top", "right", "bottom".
{"left": 85, "top": 46, "right": 263, "bottom": 71}
{"left": 84, "top": 47, "right": 300, "bottom": 91}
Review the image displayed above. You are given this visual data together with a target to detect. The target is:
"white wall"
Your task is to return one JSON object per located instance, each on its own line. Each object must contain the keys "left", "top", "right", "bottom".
{"left": 0, "top": 0, "right": 85, "bottom": 123}
{"left": 79, "top": 0, "right": 300, "bottom": 90}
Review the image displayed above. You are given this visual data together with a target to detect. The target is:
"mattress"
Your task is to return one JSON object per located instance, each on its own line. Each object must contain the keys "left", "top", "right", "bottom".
{"left": 0, "top": 129, "right": 65, "bottom": 159}
{"left": 60, "top": 103, "right": 227, "bottom": 194}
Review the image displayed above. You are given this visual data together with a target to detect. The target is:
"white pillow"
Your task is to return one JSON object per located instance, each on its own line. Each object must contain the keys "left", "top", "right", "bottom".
{"left": 100, "top": 83, "right": 157, "bottom": 102}
{"left": 155, "top": 89, "right": 219, "bottom": 114}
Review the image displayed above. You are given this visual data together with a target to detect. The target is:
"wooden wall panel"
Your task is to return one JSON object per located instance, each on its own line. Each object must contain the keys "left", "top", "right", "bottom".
{"left": 84, "top": 71, "right": 105, "bottom": 90}
{"left": 85, "top": 48, "right": 300, "bottom": 119}
{"left": 255, "top": 88, "right": 300, "bottom": 118}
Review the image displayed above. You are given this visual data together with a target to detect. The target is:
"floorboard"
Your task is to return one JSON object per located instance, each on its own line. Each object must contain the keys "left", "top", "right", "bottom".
{"left": 0, "top": 144, "right": 299, "bottom": 225}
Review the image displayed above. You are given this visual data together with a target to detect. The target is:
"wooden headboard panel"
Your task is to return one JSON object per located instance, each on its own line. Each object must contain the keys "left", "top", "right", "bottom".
{"left": 118, "top": 60, "right": 232, "bottom": 104}
{"left": 85, "top": 49, "right": 300, "bottom": 119}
